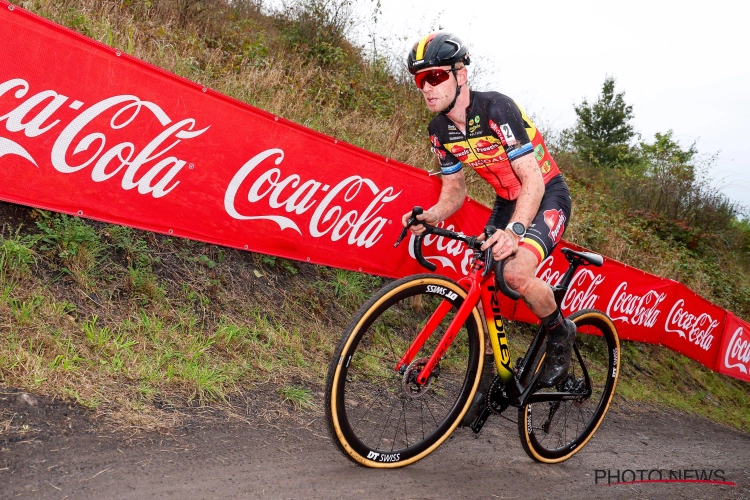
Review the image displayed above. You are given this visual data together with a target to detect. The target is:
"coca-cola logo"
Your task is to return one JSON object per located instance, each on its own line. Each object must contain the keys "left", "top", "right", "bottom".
{"left": 724, "top": 326, "right": 750, "bottom": 374}
{"left": 0, "top": 78, "right": 209, "bottom": 198}
{"left": 225, "top": 149, "right": 401, "bottom": 247}
{"left": 606, "top": 282, "right": 666, "bottom": 328}
{"left": 535, "top": 255, "right": 562, "bottom": 286}
{"left": 449, "top": 144, "right": 470, "bottom": 160}
{"left": 665, "top": 299, "right": 719, "bottom": 351}
{"left": 543, "top": 209, "right": 566, "bottom": 245}
{"left": 407, "top": 222, "right": 473, "bottom": 275}
{"left": 561, "top": 268, "right": 604, "bottom": 313}
{"left": 474, "top": 139, "right": 499, "bottom": 155}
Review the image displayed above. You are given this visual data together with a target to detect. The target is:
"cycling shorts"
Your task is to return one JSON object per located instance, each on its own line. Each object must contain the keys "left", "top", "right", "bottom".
{"left": 486, "top": 174, "right": 572, "bottom": 264}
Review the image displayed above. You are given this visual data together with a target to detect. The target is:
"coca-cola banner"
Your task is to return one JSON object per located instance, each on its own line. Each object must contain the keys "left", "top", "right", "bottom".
{"left": 0, "top": 1, "right": 486, "bottom": 280}
{"left": 0, "top": 2, "right": 747, "bottom": 382}
{"left": 718, "top": 314, "right": 750, "bottom": 383}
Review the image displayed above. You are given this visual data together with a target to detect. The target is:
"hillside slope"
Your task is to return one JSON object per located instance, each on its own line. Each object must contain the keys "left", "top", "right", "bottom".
{"left": 1, "top": 0, "right": 748, "bottom": 432}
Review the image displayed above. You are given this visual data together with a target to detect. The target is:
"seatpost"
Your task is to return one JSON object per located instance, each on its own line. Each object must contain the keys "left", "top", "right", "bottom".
{"left": 553, "top": 257, "right": 583, "bottom": 305}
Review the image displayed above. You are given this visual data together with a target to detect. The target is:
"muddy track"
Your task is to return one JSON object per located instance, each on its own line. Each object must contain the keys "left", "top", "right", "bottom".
{"left": 1, "top": 391, "right": 748, "bottom": 499}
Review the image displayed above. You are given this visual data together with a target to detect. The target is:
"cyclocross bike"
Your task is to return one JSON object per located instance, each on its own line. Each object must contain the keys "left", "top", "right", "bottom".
{"left": 325, "top": 207, "right": 620, "bottom": 468}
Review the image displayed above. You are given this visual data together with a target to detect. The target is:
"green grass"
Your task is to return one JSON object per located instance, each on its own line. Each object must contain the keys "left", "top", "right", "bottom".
{"left": 0, "top": 0, "right": 747, "bottom": 434}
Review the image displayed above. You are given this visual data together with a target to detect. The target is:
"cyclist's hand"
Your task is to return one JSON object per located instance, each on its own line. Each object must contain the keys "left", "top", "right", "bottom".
{"left": 480, "top": 228, "right": 519, "bottom": 260}
{"left": 402, "top": 209, "right": 440, "bottom": 236}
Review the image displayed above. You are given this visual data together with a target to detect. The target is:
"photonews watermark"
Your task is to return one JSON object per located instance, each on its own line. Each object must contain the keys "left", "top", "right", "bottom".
{"left": 594, "top": 469, "right": 737, "bottom": 486}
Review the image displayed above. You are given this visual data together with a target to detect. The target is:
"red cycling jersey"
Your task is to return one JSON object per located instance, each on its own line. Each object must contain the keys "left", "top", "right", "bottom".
{"left": 428, "top": 91, "right": 560, "bottom": 200}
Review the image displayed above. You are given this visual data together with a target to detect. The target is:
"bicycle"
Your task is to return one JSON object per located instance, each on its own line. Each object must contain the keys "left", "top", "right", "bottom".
{"left": 325, "top": 207, "right": 620, "bottom": 468}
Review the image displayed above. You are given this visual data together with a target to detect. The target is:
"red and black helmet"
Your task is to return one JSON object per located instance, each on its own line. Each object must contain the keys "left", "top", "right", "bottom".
{"left": 407, "top": 32, "right": 471, "bottom": 75}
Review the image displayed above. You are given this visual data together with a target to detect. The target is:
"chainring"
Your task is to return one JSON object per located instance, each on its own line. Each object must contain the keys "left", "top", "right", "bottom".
{"left": 486, "top": 375, "right": 510, "bottom": 414}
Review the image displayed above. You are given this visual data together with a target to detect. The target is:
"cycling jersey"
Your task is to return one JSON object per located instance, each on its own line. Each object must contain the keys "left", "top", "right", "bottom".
{"left": 428, "top": 91, "right": 560, "bottom": 200}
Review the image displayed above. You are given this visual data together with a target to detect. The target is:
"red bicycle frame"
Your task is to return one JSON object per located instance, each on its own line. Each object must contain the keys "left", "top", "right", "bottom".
{"left": 395, "top": 257, "right": 515, "bottom": 386}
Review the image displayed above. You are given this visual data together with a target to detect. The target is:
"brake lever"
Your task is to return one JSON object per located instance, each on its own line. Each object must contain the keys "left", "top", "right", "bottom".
{"left": 394, "top": 206, "right": 424, "bottom": 247}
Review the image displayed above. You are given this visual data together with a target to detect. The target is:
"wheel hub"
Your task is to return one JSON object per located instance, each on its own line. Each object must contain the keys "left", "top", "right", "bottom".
{"left": 401, "top": 357, "right": 440, "bottom": 399}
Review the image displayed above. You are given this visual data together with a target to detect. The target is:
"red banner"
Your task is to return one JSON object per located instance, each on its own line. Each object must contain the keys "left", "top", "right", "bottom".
{"left": 718, "top": 314, "right": 750, "bottom": 383}
{"left": 0, "top": 1, "right": 747, "bottom": 382}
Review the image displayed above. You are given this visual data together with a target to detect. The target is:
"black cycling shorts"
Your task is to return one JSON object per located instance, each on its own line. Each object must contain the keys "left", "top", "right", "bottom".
{"left": 486, "top": 174, "right": 572, "bottom": 264}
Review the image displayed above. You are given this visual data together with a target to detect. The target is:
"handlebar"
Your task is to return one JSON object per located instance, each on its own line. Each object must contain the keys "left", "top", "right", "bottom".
{"left": 395, "top": 207, "right": 521, "bottom": 301}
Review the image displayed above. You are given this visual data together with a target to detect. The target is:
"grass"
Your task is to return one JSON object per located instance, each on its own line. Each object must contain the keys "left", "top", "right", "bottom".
{"left": 1, "top": 0, "right": 747, "bottom": 433}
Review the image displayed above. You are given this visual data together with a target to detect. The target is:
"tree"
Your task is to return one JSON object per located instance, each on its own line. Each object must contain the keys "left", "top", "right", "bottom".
{"left": 570, "top": 76, "right": 637, "bottom": 168}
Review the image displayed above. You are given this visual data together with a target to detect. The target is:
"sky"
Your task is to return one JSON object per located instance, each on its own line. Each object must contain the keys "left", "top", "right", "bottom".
{"left": 344, "top": 0, "right": 749, "bottom": 213}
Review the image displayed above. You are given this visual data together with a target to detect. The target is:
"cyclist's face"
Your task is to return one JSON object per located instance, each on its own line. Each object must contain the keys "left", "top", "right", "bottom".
{"left": 417, "top": 66, "right": 464, "bottom": 113}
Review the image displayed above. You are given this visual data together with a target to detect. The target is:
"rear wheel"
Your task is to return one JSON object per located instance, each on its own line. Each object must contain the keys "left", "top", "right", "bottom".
{"left": 518, "top": 309, "right": 619, "bottom": 463}
{"left": 325, "top": 274, "right": 484, "bottom": 468}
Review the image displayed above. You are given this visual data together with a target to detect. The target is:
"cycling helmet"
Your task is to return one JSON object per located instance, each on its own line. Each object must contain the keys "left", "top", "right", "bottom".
{"left": 407, "top": 32, "right": 470, "bottom": 75}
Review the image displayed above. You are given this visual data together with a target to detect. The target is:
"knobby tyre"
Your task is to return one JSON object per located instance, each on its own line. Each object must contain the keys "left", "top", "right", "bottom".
{"left": 325, "top": 274, "right": 485, "bottom": 468}
{"left": 518, "top": 309, "right": 620, "bottom": 463}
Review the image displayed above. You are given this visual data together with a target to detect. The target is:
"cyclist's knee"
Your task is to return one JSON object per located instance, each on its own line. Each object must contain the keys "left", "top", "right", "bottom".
{"left": 503, "top": 256, "right": 536, "bottom": 292}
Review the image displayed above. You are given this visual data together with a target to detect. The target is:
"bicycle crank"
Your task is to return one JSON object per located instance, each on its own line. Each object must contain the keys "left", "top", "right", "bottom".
{"left": 469, "top": 376, "right": 508, "bottom": 434}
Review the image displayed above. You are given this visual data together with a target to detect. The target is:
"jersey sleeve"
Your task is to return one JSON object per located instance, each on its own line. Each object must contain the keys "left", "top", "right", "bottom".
{"left": 428, "top": 123, "right": 462, "bottom": 175}
{"left": 487, "top": 98, "right": 533, "bottom": 162}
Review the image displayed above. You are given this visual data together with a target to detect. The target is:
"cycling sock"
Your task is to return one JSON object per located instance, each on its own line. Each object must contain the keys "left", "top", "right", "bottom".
{"left": 541, "top": 308, "right": 566, "bottom": 339}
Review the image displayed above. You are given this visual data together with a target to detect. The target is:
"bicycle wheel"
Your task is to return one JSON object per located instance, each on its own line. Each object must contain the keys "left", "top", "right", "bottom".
{"left": 325, "top": 273, "right": 485, "bottom": 468}
{"left": 518, "top": 309, "right": 619, "bottom": 463}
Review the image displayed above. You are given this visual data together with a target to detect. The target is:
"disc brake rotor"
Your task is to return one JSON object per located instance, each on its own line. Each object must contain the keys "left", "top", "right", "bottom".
{"left": 401, "top": 357, "right": 440, "bottom": 399}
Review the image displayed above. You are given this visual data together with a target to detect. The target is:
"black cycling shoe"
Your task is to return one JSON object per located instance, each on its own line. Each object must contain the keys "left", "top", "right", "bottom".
{"left": 537, "top": 319, "right": 577, "bottom": 388}
{"left": 460, "top": 353, "right": 495, "bottom": 427}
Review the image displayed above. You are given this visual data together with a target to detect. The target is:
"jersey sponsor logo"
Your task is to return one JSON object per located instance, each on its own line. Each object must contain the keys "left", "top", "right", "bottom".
{"left": 466, "top": 156, "right": 503, "bottom": 168}
{"left": 429, "top": 134, "right": 446, "bottom": 160}
{"left": 474, "top": 139, "right": 500, "bottom": 155}
{"left": 540, "top": 160, "right": 551, "bottom": 174}
{"left": 449, "top": 144, "right": 471, "bottom": 160}
{"left": 544, "top": 208, "right": 566, "bottom": 245}
{"left": 488, "top": 119, "right": 507, "bottom": 147}
{"left": 534, "top": 144, "right": 545, "bottom": 161}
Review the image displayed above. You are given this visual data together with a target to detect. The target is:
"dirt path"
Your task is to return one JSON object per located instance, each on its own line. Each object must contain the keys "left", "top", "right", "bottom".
{"left": 1, "top": 392, "right": 748, "bottom": 499}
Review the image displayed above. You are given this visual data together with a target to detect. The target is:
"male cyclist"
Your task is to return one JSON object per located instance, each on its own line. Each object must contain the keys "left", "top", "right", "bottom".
{"left": 401, "top": 32, "right": 576, "bottom": 421}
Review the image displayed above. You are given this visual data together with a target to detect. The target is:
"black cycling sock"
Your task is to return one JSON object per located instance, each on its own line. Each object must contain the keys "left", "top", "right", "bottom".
{"left": 541, "top": 308, "right": 566, "bottom": 339}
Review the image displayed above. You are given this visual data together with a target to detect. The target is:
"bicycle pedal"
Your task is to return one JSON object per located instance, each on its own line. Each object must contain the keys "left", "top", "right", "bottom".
{"left": 469, "top": 406, "right": 492, "bottom": 434}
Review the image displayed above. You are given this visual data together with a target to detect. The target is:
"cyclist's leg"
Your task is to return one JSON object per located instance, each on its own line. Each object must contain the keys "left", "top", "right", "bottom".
{"left": 503, "top": 175, "right": 574, "bottom": 387}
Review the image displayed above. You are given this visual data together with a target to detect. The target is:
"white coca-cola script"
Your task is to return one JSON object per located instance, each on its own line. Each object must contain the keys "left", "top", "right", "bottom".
{"left": 225, "top": 149, "right": 401, "bottom": 247}
{"left": 560, "top": 268, "right": 604, "bottom": 313}
{"left": 405, "top": 222, "right": 472, "bottom": 275}
{"left": 606, "top": 282, "right": 666, "bottom": 328}
{"left": 665, "top": 299, "right": 720, "bottom": 351}
{"left": 0, "top": 78, "right": 209, "bottom": 198}
{"left": 536, "top": 255, "right": 562, "bottom": 286}
{"left": 724, "top": 326, "right": 750, "bottom": 374}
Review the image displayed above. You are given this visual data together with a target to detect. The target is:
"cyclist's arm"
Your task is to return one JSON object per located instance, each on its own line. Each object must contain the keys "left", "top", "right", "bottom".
{"left": 402, "top": 170, "right": 466, "bottom": 234}
{"left": 429, "top": 170, "right": 467, "bottom": 223}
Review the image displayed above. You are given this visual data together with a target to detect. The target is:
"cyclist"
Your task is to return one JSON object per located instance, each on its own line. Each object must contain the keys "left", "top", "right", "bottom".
{"left": 401, "top": 32, "right": 576, "bottom": 415}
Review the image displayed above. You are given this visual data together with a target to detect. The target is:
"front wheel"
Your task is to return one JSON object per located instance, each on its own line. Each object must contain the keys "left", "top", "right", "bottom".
{"left": 325, "top": 274, "right": 485, "bottom": 468}
{"left": 518, "top": 309, "right": 620, "bottom": 463}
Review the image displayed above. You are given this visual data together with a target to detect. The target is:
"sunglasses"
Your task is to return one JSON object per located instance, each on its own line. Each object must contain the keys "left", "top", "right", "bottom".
{"left": 415, "top": 68, "right": 457, "bottom": 89}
